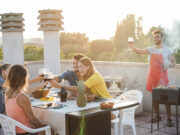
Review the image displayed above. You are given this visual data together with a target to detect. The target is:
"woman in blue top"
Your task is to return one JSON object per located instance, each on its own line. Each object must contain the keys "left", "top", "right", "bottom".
{"left": 0, "top": 63, "right": 11, "bottom": 114}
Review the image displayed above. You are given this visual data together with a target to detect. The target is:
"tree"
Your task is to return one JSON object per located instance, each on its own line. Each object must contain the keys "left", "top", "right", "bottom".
{"left": 24, "top": 45, "right": 44, "bottom": 61}
{"left": 113, "top": 14, "right": 136, "bottom": 53}
{"left": 113, "top": 14, "right": 149, "bottom": 62}
{"left": 60, "top": 32, "right": 89, "bottom": 46}
{"left": 89, "top": 39, "right": 114, "bottom": 60}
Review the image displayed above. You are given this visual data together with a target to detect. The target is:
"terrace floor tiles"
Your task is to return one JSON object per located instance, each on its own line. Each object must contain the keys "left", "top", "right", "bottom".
{"left": 121, "top": 111, "right": 179, "bottom": 135}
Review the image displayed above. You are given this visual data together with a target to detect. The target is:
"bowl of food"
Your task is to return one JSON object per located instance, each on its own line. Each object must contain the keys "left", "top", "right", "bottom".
{"left": 32, "top": 88, "right": 50, "bottom": 99}
{"left": 86, "top": 94, "right": 96, "bottom": 102}
{"left": 100, "top": 102, "right": 114, "bottom": 109}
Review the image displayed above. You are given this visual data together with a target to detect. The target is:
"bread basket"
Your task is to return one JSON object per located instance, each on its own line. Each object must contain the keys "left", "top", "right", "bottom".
{"left": 100, "top": 102, "right": 114, "bottom": 109}
{"left": 86, "top": 94, "right": 96, "bottom": 102}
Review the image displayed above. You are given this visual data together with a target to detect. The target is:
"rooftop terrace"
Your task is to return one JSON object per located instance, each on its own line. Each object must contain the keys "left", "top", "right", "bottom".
{"left": 127, "top": 111, "right": 179, "bottom": 135}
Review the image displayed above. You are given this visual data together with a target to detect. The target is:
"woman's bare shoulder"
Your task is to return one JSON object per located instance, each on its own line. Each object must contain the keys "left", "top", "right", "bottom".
{"left": 16, "top": 92, "right": 30, "bottom": 107}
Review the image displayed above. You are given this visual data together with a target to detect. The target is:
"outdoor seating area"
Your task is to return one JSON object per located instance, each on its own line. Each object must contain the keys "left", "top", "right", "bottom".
{"left": 0, "top": 61, "right": 179, "bottom": 135}
{"left": 1, "top": 111, "right": 179, "bottom": 135}
{"left": 1, "top": 2, "right": 180, "bottom": 134}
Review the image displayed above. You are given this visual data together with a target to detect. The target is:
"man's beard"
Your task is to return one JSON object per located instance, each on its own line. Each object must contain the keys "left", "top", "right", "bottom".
{"left": 155, "top": 41, "right": 161, "bottom": 45}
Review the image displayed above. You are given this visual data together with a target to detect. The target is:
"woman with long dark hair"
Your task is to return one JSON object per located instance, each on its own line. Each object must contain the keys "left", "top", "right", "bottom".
{"left": 5, "top": 65, "right": 45, "bottom": 135}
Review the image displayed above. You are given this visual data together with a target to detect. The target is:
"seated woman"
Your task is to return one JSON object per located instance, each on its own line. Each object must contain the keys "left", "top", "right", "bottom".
{"left": 5, "top": 65, "right": 46, "bottom": 135}
{"left": 0, "top": 63, "right": 11, "bottom": 114}
{"left": 50, "top": 57, "right": 112, "bottom": 98}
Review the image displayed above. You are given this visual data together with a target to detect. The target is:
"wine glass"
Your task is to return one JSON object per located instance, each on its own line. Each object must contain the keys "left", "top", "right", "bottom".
{"left": 128, "top": 37, "right": 134, "bottom": 51}
{"left": 38, "top": 68, "right": 45, "bottom": 77}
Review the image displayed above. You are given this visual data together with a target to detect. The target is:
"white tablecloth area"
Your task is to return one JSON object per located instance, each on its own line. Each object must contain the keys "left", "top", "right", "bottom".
{"left": 32, "top": 97, "right": 101, "bottom": 135}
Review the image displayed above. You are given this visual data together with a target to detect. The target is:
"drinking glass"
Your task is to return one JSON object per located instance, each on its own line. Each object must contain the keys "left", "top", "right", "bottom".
{"left": 38, "top": 68, "right": 44, "bottom": 77}
{"left": 128, "top": 37, "right": 134, "bottom": 51}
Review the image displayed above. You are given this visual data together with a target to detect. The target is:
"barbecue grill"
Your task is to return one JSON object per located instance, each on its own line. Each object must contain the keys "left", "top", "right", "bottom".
{"left": 151, "top": 87, "right": 180, "bottom": 135}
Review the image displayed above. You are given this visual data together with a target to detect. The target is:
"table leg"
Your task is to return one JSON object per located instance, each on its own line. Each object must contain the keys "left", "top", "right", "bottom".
{"left": 151, "top": 102, "right": 153, "bottom": 133}
{"left": 157, "top": 103, "right": 159, "bottom": 129}
{"left": 176, "top": 104, "right": 178, "bottom": 135}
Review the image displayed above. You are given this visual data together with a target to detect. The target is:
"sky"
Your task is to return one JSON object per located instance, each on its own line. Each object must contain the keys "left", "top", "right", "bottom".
{"left": 0, "top": 0, "right": 180, "bottom": 41}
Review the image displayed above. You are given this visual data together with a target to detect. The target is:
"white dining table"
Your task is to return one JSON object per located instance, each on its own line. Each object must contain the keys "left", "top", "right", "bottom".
{"left": 31, "top": 96, "right": 102, "bottom": 135}
{"left": 31, "top": 89, "right": 138, "bottom": 135}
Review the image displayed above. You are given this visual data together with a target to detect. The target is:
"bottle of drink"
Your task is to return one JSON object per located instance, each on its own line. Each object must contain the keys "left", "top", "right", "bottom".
{"left": 59, "top": 79, "right": 67, "bottom": 102}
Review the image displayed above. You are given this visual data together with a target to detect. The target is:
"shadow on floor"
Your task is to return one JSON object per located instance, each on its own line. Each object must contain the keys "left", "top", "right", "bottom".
{"left": 123, "top": 111, "right": 179, "bottom": 135}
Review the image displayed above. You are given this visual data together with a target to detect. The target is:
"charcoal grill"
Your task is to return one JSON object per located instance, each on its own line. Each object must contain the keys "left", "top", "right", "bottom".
{"left": 151, "top": 87, "right": 180, "bottom": 135}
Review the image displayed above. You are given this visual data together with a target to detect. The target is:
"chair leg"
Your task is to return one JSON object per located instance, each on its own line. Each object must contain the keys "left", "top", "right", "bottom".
{"left": 132, "top": 123, "right": 136, "bottom": 135}
{"left": 45, "top": 128, "right": 52, "bottom": 135}
{"left": 113, "top": 123, "right": 119, "bottom": 135}
{"left": 119, "top": 123, "right": 123, "bottom": 135}
{"left": 0, "top": 128, "right": 4, "bottom": 135}
{"left": 111, "top": 127, "right": 114, "bottom": 135}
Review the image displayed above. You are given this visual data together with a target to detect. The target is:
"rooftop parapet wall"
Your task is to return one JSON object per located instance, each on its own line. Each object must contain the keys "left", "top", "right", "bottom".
{"left": 24, "top": 60, "right": 180, "bottom": 114}
{"left": 38, "top": 9, "right": 64, "bottom": 31}
{"left": 0, "top": 13, "right": 24, "bottom": 32}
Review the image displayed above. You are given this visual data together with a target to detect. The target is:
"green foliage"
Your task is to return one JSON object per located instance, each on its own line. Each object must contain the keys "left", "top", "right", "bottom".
{"left": 61, "top": 44, "right": 88, "bottom": 59}
{"left": 89, "top": 39, "right": 114, "bottom": 60}
{"left": 96, "top": 52, "right": 115, "bottom": 61}
{"left": 113, "top": 14, "right": 136, "bottom": 53}
{"left": 112, "top": 14, "right": 150, "bottom": 62}
{"left": 77, "top": 80, "right": 85, "bottom": 93}
{"left": 60, "top": 32, "right": 89, "bottom": 46}
{"left": 24, "top": 45, "right": 44, "bottom": 61}
{"left": 114, "top": 49, "right": 148, "bottom": 62}
{"left": 60, "top": 32, "right": 89, "bottom": 59}
{"left": 175, "top": 49, "right": 180, "bottom": 64}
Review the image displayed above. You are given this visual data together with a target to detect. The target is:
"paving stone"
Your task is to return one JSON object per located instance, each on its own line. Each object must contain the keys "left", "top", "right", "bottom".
{"left": 112, "top": 111, "right": 179, "bottom": 135}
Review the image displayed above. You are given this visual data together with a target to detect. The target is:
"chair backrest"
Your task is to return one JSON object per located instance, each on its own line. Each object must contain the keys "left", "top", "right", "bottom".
{"left": 0, "top": 114, "right": 51, "bottom": 135}
{"left": 0, "top": 114, "right": 16, "bottom": 135}
{"left": 117, "top": 90, "right": 143, "bottom": 104}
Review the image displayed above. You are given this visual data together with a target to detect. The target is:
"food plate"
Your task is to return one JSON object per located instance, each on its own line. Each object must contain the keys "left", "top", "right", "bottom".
{"left": 33, "top": 102, "right": 64, "bottom": 109}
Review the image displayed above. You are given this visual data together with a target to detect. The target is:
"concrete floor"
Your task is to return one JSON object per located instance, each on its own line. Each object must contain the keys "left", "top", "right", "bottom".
{"left": 123, "top": 111, "right": 179, "bottom": 135}
{"left": 0, "top": 111, "right": 179, "bottom": 135}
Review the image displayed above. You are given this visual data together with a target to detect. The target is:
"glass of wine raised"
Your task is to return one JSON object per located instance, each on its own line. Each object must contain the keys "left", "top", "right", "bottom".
{"left": 128, "top": 37, "right": 134, "bottom": 51}
{"left": 44, "top": 72, "right": 53, "bottom": 82}
{"left": 38, "top": 68, "right": 44, "bottom": 77}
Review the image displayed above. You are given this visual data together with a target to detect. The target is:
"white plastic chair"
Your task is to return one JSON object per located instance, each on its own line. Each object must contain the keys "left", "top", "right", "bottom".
{"left": 111, "top": 90, "right": 143, "bottom": 135}
{"left": 0, "top": 114, "right": 51, "bottom": 135}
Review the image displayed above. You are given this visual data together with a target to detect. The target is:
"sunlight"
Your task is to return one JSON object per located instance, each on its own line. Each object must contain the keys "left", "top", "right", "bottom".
{"left": 0, "top": 0, "right": 180, "bottom": 40}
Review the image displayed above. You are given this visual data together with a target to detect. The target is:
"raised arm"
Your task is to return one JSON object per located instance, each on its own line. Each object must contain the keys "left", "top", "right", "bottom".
{"left": 49, "top": 80, "right": 89, "bottom": 93}
{"left": 28, "top": 75, "right": 44, "bottom": 84}
{"left": 53, "top": 76, "right": 60, "bottom": 83}
{"left": 25, "top": 81, "right": 48, "bottom": 95}
{"left": 129, "top": 43, "right": 149, "bottom": 55}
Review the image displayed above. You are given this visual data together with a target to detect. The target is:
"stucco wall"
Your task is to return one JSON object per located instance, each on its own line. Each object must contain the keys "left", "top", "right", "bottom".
{"left": 26, "top": 60, "right": 180, "bottom": 114}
